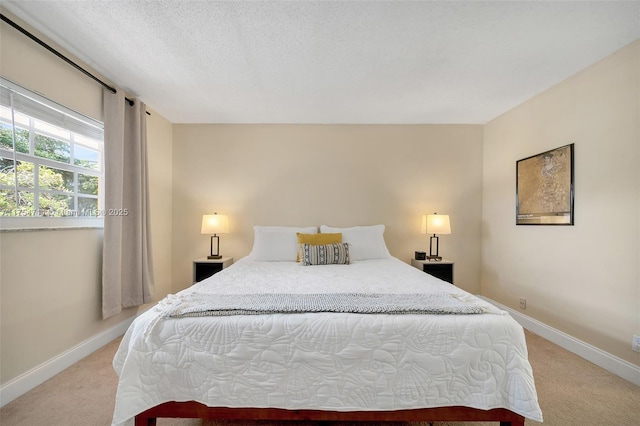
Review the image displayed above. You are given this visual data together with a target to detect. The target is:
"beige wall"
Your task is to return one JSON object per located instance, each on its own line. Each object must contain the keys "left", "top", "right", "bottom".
{"left": 172, "top": 124, "right": 484, "bottom": 293}
{"left": 146, "top": 109, "right": 174, "bottom": 299}
{"left": 0, "top": 11, "right": 173, "bottom": 384}
{"left": 482, "top": 40, "right": 640, "bottom": 365}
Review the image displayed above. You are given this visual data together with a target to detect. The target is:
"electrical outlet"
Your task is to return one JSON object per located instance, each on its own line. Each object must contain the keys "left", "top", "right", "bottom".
{"left": 633, "top": 335, "right": 640, "bottom": 353}
{"left": 519, "top": 298, "right": 526, "bottom": 310}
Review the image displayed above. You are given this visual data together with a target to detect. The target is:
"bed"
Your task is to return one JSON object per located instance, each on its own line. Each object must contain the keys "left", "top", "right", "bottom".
{"left": 112, "top": 225, "right": 543, "bottom": 426}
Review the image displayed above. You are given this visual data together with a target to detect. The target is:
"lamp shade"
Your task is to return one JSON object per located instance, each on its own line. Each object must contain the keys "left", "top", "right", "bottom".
{"left": 201, "top": 214, "right": 229, "bottom": 235}
{"left": 422, "top": 214, "right": 451, "bottom": 235}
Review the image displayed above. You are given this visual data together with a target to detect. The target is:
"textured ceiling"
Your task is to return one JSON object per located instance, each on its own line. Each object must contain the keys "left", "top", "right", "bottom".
{"left": 2, "top": 1, "right": 639, "bottom": 124}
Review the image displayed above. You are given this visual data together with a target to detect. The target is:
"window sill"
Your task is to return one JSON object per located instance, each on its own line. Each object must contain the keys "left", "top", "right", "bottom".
{"left": 0, "top": 217, "right": 104, "bottom": 232}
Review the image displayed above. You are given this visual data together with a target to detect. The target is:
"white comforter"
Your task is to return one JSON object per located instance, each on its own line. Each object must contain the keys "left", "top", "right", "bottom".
{"left": 112, "top": 257, "right": 543, "bottom": 425}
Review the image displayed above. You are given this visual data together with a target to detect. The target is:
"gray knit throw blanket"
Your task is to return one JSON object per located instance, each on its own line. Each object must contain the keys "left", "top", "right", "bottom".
{"left": 155, "top": 292, "right": 502, "bottom": 319}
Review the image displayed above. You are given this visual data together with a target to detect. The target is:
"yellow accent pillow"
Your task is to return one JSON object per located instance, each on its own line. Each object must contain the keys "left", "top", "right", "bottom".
{"left": 296, "top": 232, "right": 342, "bottom": 262}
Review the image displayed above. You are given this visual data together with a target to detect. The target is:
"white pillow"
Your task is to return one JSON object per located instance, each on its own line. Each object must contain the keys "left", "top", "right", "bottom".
{"left": 250, "top": 226, "right": 318, "bottom": 261}
{"left": 320, "top": 224, "right": 390, "bottom": 261}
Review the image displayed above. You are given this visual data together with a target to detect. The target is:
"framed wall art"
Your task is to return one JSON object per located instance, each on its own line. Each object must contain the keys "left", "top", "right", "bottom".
{"left": 516, "top": 143, "right": 574, "bottom": 225}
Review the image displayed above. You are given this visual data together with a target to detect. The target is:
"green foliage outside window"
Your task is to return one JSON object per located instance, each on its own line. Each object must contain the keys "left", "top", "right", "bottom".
{"left": 0, "top": 127, "right": 100, "bottom": 216}
{"left": 0, "top": 161, "right": 72, "bottom": 215}
{"left": 0, "top": 126, "right": 29, "bottom": 153}
{"left": 34, "top": 133, "right": 71, "bottom": 163}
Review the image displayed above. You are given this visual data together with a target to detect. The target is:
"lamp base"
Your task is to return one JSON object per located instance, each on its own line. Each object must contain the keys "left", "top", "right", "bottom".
{"left": 428, "top": 235, "right": 441, "bottom": 261}
{"left": 208, "top": 235, "right": 222, "bottom": 259}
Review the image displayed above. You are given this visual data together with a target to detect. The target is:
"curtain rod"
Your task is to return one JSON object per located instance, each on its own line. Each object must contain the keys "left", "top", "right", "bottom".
{"left": 1, "top": 13, "right": 150, "bottom": 116}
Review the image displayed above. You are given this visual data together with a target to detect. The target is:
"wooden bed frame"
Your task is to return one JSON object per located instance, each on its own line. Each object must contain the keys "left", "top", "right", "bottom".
{"left": 134, "top": 402, "right": 525, "bottom": 426}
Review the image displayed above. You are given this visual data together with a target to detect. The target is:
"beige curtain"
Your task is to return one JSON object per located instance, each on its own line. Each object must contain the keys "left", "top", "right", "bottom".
{"left": 102, "top": 87, "right": 154, "bottom": 319}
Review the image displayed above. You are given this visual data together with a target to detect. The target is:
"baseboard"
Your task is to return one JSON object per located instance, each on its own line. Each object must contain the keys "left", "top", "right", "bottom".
{"left": 479, "top": 296, "right": 640, "bottom": 387}
{"left": 0, "top": 317, "right": 134, "bottom": 407}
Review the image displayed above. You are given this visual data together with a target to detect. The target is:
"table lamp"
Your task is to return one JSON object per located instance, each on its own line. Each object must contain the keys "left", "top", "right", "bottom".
{"left": 421, "top": 213, "right": 451, "bottom": 261}
{"left": 201, "top": 213, "right": 229, "bottom": 259}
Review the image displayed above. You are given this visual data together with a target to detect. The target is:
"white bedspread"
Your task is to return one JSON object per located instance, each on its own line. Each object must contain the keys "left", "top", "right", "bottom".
{"left": 112, "top": 257, "right": 543, "bottom": 425}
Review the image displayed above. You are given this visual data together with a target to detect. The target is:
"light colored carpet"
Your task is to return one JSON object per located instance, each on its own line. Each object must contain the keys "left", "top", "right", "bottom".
{"left": 1, "top": 330, "right": 639, "bottom": 425}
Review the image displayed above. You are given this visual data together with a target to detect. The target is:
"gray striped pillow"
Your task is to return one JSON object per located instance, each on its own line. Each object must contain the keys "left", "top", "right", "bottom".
{"left": 300, "top": 243, "right": 350, "bottom": 266}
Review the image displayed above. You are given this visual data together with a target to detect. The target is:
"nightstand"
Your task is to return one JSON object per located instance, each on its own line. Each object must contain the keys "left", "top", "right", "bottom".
{"left": 411, "top": 258, "right": 454, "bottom": 284}
{"left": 193, "top": 257, "right": 233, "bottom": 283}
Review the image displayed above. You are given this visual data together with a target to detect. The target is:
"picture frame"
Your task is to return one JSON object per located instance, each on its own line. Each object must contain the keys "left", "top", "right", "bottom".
{"left": 516, "top": 143, "right": 574, "bottom": 225}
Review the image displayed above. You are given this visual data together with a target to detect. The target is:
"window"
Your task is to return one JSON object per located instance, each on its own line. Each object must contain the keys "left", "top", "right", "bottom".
{"left": 0, "top": 78, "right": 104, "bottom": 229}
